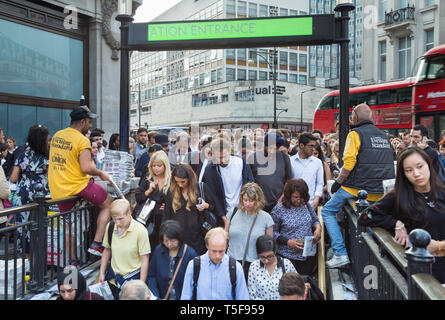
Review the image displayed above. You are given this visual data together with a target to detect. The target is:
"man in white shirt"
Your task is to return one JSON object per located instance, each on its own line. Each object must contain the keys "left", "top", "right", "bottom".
{"left": 290, "top": 133, "right": 324, "bottom": 211}
{"left": 203, "top": 138, "right": 254, "bottom": 229}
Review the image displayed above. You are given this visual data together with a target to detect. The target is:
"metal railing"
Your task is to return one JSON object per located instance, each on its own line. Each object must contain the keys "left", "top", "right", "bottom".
{"left": 0, "top": 184, "right": 98, "bottom": 300}
{"left": 385, "top": 6, "right": 415, "bottom": 26}
{"left": 341, "top": 191, "right": 445, "bottom": 300}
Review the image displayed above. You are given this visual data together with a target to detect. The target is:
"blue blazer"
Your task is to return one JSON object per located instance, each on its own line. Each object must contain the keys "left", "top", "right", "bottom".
{"left": 148, "top": 243, "right": 198, "bottom": 299}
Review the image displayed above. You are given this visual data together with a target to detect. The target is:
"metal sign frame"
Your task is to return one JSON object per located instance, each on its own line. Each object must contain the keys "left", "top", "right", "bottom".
{"left": 117, "top": 5, "right": 355, "bottom": 160}
{"left": 126, "top": 15, "right": 337, "bottom": 51}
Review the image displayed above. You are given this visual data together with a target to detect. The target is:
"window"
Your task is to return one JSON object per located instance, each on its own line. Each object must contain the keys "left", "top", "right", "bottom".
{"left": 280, "top": 8, "right": 288, "bottom": 16}
{"left": 425, "top": 29, "right": 434, "bottom": 52}
{"left": 248, "top": 70, "right": 257, "bottom": 80}
{"left": 226, "top": 68, "right": 235, "bottom": 80}
{"left": 289, "top": 53, "right": 298, "bottom": 71}
{"left": 318, "top": 96, "right": 334, "bottom": 110}
{"left": 211, "top": 70, "right": 217, "bottom": 83}
{"left": 226, "top": 0, "right": 235, "bottom": 15}
{"left": 280, "top": 52, "right": 288, "bottom": 70}
{"left": 377, "top": 90, "right": 395, "bottom": 104}
{"left": 379, "top": 41, "right": 387, "bottom": 81}
{"left": 298, "top": 75, "right": 307, "bottom": 85}
{"left": 221, "top": 94, "right": 229, "bottom": 102}
{"left": 238, "top": 1, "right": 247, "bottom": 17}
{"left": 237, "top": 48, "right": 246, "bottom": 65}
{"left": 290, "top": 9, "right": 298, "bottom": 16}
{"left": 259, "top": 71, "right": 268, "bottom": 80}
{"left": 248, "top": 3, "right": 257, "bottom": 17}
{"left": 289, "top": 74, "right": 297, "bottom": 83}
{"left": 0, "top": 18, "right": 83, "bottom": 101}
{"left": 235, "top": 89, "right": 254, "bottom": 101}
{"left": 398, "top": 36, "right": 411, "bottom": 79}
{"left": 238, "top": 69, "right": 246, "bottom": 80}
{"left": 279, "top": 73, "right": 288, "bottom": 81}
{"left": 259, "top": 4, "right": 268, "bottom": 16}
{"left": 226, "top": 49, "right": 235, "bottom": 64}
{"left": 425, "top": 0, "right": 435, "bottom": 6}
{"left": 248, "top": 49, "right": 257, "bottom": 66}
{"left": 397, "top": 87, "right": 412, "bottom": 103}
{"left": 217, "top": 68, "right": 223, "bottom": 82}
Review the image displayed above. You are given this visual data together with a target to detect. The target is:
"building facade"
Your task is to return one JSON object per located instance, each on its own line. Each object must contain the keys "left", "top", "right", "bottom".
{"left": 0, "top": 0, "right": 141, "bottom": 144}
{"left": 308, "top": 0, "right": 363, "bottom": 88}
{"left": 130, "top": 0, "right": 330, "bottom": 131}
{"left": 362, "top": 0, "right": 445, "bottom": 84}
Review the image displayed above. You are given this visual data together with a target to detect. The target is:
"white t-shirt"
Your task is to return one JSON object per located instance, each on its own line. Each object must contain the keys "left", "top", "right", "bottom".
{"left": 219, "top": 156, "right": 244, "bottom": 212}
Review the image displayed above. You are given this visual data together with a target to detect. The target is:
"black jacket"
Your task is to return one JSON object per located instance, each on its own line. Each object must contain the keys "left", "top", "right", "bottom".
{"left": 202, "top": 156, "right": 254, "bottom": 218}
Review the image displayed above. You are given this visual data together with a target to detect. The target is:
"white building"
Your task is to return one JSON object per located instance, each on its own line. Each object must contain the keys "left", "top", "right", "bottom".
{"left": 130, "top": 0, "right": 330, "bottom": 132}
{"left": 362, "top": 0, "right": 445, "bottom": 83}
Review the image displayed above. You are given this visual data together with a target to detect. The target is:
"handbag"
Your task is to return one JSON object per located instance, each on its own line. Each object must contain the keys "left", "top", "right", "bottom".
{"left": 164, "top": 244, "right": 188, "bottom": 300}
{"left": 135, "top": 198, "right": 157, "bottom": 229}
{"left": 241, "top": 213, "right": 258, "bottom": 267}
{"left": 197, "top": 182, "right": 217, "bottom": 235}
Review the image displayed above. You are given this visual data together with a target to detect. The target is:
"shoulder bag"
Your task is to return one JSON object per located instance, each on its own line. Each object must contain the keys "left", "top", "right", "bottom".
{"left": 164, "top": 244, "right": 188, "bottom": 300}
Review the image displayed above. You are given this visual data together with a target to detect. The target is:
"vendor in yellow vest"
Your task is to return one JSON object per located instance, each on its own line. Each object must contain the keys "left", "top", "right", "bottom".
{"left": 48, "top": 105, "right": 113, "bottom": 257}
{"left": 321, "top": 104, "right": 395, "bottom": 269}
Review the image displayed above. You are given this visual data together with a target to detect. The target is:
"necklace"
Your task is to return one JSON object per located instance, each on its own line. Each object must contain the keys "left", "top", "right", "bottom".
{"left": 420, "top": 192, "right": 435, "bottom": 208}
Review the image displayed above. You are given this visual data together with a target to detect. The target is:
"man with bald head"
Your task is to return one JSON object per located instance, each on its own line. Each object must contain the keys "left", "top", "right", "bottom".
{"left": 180, "top": 227, "right": 249, "bottom": 300}
{"left": 322, "top": 103, "right": 395, "bottom": 268}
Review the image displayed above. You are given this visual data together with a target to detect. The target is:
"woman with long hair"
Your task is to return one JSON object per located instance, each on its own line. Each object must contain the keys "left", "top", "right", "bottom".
{"left": 313, "top": 143, "right": 331, "bottom": 204}
{"left": 163, "top": 164, "right": 214, "bottom": 254}
{"left": 270, "top": 179, "right": 322, "bottom": 275}
{"left": 9, "top": 124, "right": 51, "bottom": 253}
{"left": 108, "top": 133, "right": 120, "bottom": 151}
{"left": 135, "top": 150, "right": 171, "bottom": 249}
{"left": 360, "top": 146, "right": 445, "bottom": 283}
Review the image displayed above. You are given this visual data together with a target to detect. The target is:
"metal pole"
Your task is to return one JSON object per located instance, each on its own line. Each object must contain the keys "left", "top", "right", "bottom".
{"left": 335, "top": 2, "right": 355, "bottom": 168}
{"left": 116, "top": 14, "right": 133, "bottom": 153}
{"left": 138, "top": 82, "right": 141, "bottom": 130}
{"left": 300, "top": 88, "right": 316, "bottom": 132}
{"left": 273, "top": 48, "right": 278, "bottom": 129}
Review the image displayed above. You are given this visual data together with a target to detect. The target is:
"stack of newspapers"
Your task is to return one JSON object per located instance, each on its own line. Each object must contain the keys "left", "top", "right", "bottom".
{"left": 102, "top": 150, "right": 134, "bottom": 196}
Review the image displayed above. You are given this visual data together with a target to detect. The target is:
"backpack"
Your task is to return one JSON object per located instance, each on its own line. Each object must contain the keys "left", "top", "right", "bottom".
{"left": 192, "top": 256, "right": 237, "bottom": 300}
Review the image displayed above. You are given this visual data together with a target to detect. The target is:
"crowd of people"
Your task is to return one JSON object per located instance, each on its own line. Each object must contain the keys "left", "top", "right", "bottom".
{"left": 2, "top": 102, "right": 445, "bottom": 300}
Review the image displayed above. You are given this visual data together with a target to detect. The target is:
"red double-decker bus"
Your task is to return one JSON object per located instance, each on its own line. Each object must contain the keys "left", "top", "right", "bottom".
{"left": 313, "top": 45, "right": 445, "bottom": 140}
{"left": 312, "top": 79, "right": 414, "bottom": 135}
{"left": 412, "top": 44, "right": 445, "bottom": 142}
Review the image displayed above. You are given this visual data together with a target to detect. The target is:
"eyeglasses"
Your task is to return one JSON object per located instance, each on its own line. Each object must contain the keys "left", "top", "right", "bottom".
{"left": 259, "top": 254, "right": 276, "bottom": 261}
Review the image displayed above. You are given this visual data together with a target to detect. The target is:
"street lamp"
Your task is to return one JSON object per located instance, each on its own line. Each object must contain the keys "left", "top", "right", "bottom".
{"left": 300, "top": 88, "right": 316, "bottom": 132}
{"left": 248, "top": 48, "right": 278, "bottom": 129}
{"left": 116, "top": 0, "right": 133, "bottom": 152}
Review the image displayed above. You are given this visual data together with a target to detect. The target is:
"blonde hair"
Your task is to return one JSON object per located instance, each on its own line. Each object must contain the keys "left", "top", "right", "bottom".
{"left": 204, "top": 227, "right": 230, "bottom": 246}
{"left": 238, "top": 182, "right": 265, "bottom": 214}
{"left": 147, "top": 150, "right": 171, "bottom": 194}
{"left": 110, "top": 199, "right": 130, "bottom": 217}
{"left": 170, "top": 164, "right": 198, "bottom": 213}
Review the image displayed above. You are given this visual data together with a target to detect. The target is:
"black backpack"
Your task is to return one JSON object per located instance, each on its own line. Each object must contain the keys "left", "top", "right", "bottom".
{"left": 107, "top": 220, "right": 115, "bottom": 246}
{"left": 192, "top": 256, "right": 237, "bottom": 300}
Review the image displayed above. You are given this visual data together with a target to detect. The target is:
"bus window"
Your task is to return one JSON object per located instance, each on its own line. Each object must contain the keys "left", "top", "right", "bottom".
{"left": 368, "top": 92, "right": 377, "bottom": 106}
{"left": 355, "top": 92, "right": 369, "bottom": 106}
{"left": 419, "top": 56, "right": 445, "bottom": 81}
{"left": 377, "top": 90, "right": 395, "bottom": 105}
{"left": 396, "top": 87, "right": 412, "bottom": 103}
{"left": 333, "top": 96, "right": 340, "bottom": 109}
{"left": 349, "top": 94, "right": 358, "bottom": 108}
{"left": 318, "top": 95, "right": 334, "bottom": 110}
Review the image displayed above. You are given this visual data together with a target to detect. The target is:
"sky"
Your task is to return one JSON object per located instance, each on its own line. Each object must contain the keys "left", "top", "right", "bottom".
{"left": 134, "top": 0, "right": 183, "bottom": 22}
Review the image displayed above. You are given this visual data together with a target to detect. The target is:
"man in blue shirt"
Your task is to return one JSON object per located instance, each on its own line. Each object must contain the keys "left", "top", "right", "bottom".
{"left": 181, "top": 228, "right": 250, "bottom": 300}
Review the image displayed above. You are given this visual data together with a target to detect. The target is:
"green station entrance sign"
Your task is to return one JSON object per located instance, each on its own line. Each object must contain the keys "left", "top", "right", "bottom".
{"left": 127, "top": 15, "right": 337, "bottom": 51}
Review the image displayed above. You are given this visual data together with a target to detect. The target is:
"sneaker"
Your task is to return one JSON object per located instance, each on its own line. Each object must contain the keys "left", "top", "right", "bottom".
{"left": 326, "top": 255, "right": 350, "bottom": 268}
{"left": 88, "top": 242, "right": 104, "bottom": 257}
